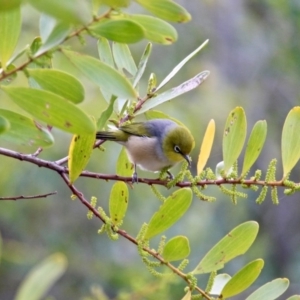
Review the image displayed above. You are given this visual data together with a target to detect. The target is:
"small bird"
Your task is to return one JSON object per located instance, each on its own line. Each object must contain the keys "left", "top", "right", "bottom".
{"left": 96, "top": 119, "right": 195, "bottom": 182}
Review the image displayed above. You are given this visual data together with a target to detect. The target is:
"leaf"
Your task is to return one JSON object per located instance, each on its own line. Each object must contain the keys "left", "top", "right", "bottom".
{"left": 116, "top": 147, "right": 133, "bottom": 177}
{"left": 156, "top": 40, "right": 209, "bottom": 91}
{"left": 221, "top": 259, "right": 264, "bottom": 298}
{"left": 28, "top": 0, "right": 91, "bottom": 24}
{"left": 192, "top": 221, "right": 259, "bottom": 274}
{"left": 90, "top": 19, "right": 144, "bottom": 44}
{"left": 112, "top": 42, "right": 137, "bottom": 76}
{"left": 246, "top": 278, "right": 290, "bottom": 300}
{"left": 0, "top": 6, "right": 21, "bottom": 69}
{"left": 14, "top": 253, "right": 67, "bottom": 300}
{"left": 241, "top": 120, "right": 267, "bottom": 177}
{"left": 210, "top": 274, "right": 231, "bottom": 295}
{"left": 36, "top": 16, "right": 71, "bottom": 56}
{"left": 0, "top": 0, "right": 21, "bottom": 10}
{"left": 197, "top": 119, "right": 215, "bottom": 175}
{"left": 222, "top": 107, "right": 247, "bottom": 173}
{"left": 0, "top": 109, "right": 54, "bottom": 147}
{"left": 162, "top": 236, "right": 190, "bottom": 262}
{"left": 133, "top": 42, "right": 152, "bottom": 88}
{"left": 109, "top": 182, "right": 129, "bottom": 226}
{"left": 125, "top": 14, "right": 177, "bottom": 45}
{"left": 63, "top": 50, "right": 137, "bottom": 100}
{"left": 135, "top": 71, "right": 210, "bottom": 115}
{"left": 68, "top": 133, "right": 95, "bottom": 183}
{"left": 136, "top": 0, "right": 191, "bottom": 23}
{"left": 2, "top": 87, "right": 95, "bottom": 135}
{"left": 97, "top": 96, "right": 117, "bottom": 130}
{"left": 144, "top": 188, "right": 192, "bottom": 240}
{"left": 0, "top": 115, "right": 10, "bottom": 134}
{"left": 97, "top": 37, "right": 114, "bottom": 67}
{"left": 27, "top": 69, "right": 84, "bottom": 104}
{"left": 286, "top": 296, "right": 300, "bottom": 300}
{"left": 181, "top": 290, "right": 191, "bottom": 300}
{"left": 100, "top": 0, "right": 130, "bottom": 8}
{"left": 281, "top": 107, "right": 300, "bottom": 178}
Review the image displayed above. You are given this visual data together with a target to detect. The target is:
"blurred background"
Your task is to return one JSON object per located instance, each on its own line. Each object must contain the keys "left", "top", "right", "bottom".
{"left": 1, "top": 0, "right": 300, "bottom": 299}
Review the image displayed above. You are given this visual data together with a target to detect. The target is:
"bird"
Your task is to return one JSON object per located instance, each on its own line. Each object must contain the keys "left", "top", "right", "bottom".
{"left": 96, "top": 119, "right": 195, "bottom": 182}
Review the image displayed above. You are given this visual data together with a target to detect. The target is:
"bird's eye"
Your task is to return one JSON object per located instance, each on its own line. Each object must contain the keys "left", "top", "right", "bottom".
{"left": 174, "top": 145, "right": 181, "bottom": 153}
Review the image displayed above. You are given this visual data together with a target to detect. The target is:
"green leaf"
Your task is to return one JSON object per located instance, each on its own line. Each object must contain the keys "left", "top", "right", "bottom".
{"left": 100, "top": 0, "right": 130, "bottom": 8}
{"left": 27, "top": 69, "right": 84, "bottom": 104}
{"left": 221, "top": 259, "right": 264, "bottom": 298}
{"left": 97, "top": 37, "right": 114, "bottom": 67}
{"left": 136, "top": 71, "right": 210, "bottom": 115}
{"left": 286, "top": 296, "right": 300, "bottom": 300}
{"left": 133, "top": 42, "right": 152, "bottom": 88}
{"left": 246, "top": 278, "right": 290, "bottom": 300}
{"left": 0, "top": 109, "right": 54, "bottom": 147}
{"left": 162, "top": 235, "right": 190, "bottom": 262}
{"left": 2, "top": 87, "right": 95, "bottom": 135}
{"left": 282, "top": 107, "right": 300, "bottom": 178}
{"left": 97, "top": 96, "right": 117, "bottom": 130}
{"left": 0, "top": 115, "right": 10, "bottom": 134}
{"left": 28, "top": 0, "right": 91, "bottom": 24}
{"left": 14, "top": 253, "right": 67, "bottom": 300}
{"left": 68, "top": 133, "right": 95, "bottom": 183}
{"left": 63, "top": 50, "right": 137, "bottom": 100}
{"left": 90, "top": 19, "right": 144, "bottom": 44}
{"left": 109, "top": 182, "right": 129, "bottom": 226}
{"left": 144, "top": 188, "right": 192, "bottom": 240}
{"left": 0, "top": 6, "right": 21, "bottom": 69}
{"left": 222, "top": 107, "right": 247, "bottom": 173}
{"left": 156, "top": 40, "right": 209, "bottom": 91}
{"left": 136, "top": 0, "right": 191, "bottom": 23}
{"left": 181, "top": 290, "right": 191, "bottom": 300}
{"left": 241, "top": 120, "right": 267, "bottom": 177}
{"left": 125, "top": 14, "right": 177, "bottom": 45}
{"left": 112, "top": 42, "right": 137, "bottom": 76}
{"left": 210, "top": 274, "right": 231, "bottom": 295}
{"left": 37, "top": 16, "right": 71, "bottom": 55}
{"left": 116, "top": 147, "right": 133, "bottom": 177}
{"left": 0, "top": 0, "right": 21, "bottom": 10}
{"left": 192, "top": 221, "right": 259, "bottom": 274}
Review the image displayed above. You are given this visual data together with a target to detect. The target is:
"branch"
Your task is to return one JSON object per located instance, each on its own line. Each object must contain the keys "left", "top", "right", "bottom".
{"left": 0, "top": 191, "right": 57, "bottom": 201}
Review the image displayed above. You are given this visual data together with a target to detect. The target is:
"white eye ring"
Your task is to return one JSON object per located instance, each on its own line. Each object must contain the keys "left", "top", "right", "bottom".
{"left": 174, "top": 145, "right": 181, "bottom": 153}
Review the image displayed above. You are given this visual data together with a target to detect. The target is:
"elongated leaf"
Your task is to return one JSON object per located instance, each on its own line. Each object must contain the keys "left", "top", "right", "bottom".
{"left": 241, "top": 120, "right": 267, "bottom": 177}
{"left": 181, "top": 290, "right": 191, "bottom": 300}
{"left": 116, "top": 147, "right": 133, "bottom": 177}
{"left": 192, "top": 221, "right": 259, "bottom": 274}
{"left": 100, "top": 0, "right": 130, "bottom": 8}
{"left": 282, "top": 107, "right": 300, "bottom": 178}
{"left": 63, "top": 50, "right": 137, "bottom": 100}
{"left": 0, "top": 115, "right": 10, "bottom": 134}
{"left": 2, "top": 87, "right": 95, "bottom": 134}
{"left": 0, "top": 6, "right": 21, "bottom": 69}
{"left": 125, "top": 14, "right": 177, "bottom": 45}
{"left": 223, "top": 107, "right": 247, "bottom": 173}
{"left": 144, "top": 188, "right": 192, "bottom": 240}
{"left": 90, "top": 19, "right": 144, "bottom": 44}
{"left": 286, "top": 296, "right": 300, "bottom": 300}
{"left": 221, "top": 259, "right": 264, "bottom": 298}
{"left": 133, "top": 42, "right": 152, "bottom": 88}
{"left": 97, "top": 37, "right": 114, "bottom": 67}
{"left": 68, "top": 133, "right": 95, "bottom": 183}
{"left": 246, "top": 278, "right": 290, "bottom": 300}
{"left": 162, "top": 236, "right": 190, "bottom": 262}
{"left": 0, "top": 109, "right": 54, "bottom": 147}
{"left": 197, "top": 119, "right": 215, "bottom": 175}
{"left": 0, "top": 0, "right": 21, "bottom": 10}
{"left": 97, "top": 96, "right": 117, "bottom": 130}
{"left": 109, "top": 182, "right": 129, "bottom": 226}
{"left": 156, "top": 40, "right": 209, "bottom": 91}
{"left": 14, "top": 253, "right": 67, "bottom": 300}
{"left": 27, "top": 69, "right": 84, "bottom": 104}
{"left": 28, "top": 0, "right": 91, "bottom": 24}
{"left": 210, "top": 274, "right": 231, "bottom": 295}
{"left": 112, "top": 42, "right": 137, "bottom": 76}
{"left": 136, "top": 0, "right": 191, "bottom": 23}
{"left": 136, "top": 71, "right": 210, "bottom": 115}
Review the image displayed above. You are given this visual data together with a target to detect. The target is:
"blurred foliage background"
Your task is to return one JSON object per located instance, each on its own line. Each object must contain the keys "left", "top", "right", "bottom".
{"left": 1, "top": 0, "right": 300, "bottom": 299}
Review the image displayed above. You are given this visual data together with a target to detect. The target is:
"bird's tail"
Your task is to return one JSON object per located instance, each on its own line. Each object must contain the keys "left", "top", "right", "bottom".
{"left": 96, "top": 131, "right": 118, "bottom": 140}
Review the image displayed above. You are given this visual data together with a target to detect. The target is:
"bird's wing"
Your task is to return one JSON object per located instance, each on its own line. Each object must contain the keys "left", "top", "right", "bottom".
{"left": 120, "top": 122, "right": 151, "bottom": 137}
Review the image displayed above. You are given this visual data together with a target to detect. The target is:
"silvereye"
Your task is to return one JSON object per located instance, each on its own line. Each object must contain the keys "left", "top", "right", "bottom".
{"left": 96, "top": 119, "right": 195, "bottom": 182}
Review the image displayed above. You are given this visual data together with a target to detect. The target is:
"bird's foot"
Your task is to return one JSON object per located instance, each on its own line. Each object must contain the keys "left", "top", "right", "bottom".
{"left": 132, "top": 171, "right": 138, "bottom": 184}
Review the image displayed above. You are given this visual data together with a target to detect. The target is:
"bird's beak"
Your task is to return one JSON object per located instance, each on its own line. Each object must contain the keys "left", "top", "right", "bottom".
{"left": 183, "top": 154, "right": 192, "bottom": 168}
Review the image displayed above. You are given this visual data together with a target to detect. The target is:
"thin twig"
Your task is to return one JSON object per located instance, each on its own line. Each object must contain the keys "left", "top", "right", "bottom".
{"left": 0, "top": 191, "right": 57, "bottom": 201}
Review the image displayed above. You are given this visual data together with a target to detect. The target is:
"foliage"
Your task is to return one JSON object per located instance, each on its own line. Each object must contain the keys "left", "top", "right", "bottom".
{"left": 0, "top": 1, "right": 300, "bottom": 299}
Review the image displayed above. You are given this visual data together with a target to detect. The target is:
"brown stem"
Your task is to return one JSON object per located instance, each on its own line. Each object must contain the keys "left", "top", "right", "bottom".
{"left": 0, "top": 191, "right": 57, "bottom": 201}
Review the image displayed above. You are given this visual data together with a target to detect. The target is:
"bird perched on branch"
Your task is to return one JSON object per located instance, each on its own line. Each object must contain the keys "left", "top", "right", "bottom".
{"left": 96, "top": 119, "right": 195, "bottom": 182}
